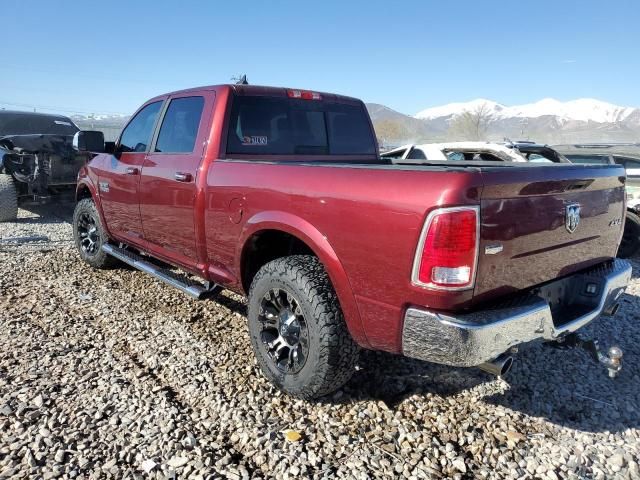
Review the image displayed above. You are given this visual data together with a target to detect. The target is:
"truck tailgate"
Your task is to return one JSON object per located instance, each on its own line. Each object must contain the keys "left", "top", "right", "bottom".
{"left": 474, "top": 165, "right": 626, "bottom": 302}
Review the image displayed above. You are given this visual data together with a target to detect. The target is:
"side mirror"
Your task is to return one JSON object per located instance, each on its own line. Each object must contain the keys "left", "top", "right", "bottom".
{"left": 73, "top": 130, "right": 105, "bottom": 153}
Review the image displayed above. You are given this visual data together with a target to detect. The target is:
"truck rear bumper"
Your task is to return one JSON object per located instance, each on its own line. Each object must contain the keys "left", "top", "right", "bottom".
{"left": 402, "top": 259, "right": 632, "bottom": 367}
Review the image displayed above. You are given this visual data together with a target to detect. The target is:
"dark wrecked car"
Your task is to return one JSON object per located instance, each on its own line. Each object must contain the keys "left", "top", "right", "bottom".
{"left": 0, "top": 110, "right": 91, "bottom": 221}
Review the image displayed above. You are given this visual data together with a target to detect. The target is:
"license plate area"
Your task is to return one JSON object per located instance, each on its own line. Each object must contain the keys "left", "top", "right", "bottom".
{"left": 533, "top": 273, "right": 605, "bottom": 328}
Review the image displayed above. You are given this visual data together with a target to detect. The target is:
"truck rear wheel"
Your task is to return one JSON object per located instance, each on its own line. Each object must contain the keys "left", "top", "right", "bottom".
{"left": 0, "top": 174, "right": 18, "bottom": 222}
{"left": 619, "top": 211, "right": 640, "bottom": 258}
{"left": 73, "top": 198, "right": 117, "bottom": 269}
{"left": 247, "top": 255, "right": 358, "bottom": 399}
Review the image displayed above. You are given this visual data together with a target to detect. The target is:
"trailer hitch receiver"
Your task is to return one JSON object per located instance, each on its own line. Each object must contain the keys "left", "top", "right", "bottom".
{"left": 550, "top": 333, "right": 623, "bottom": 378}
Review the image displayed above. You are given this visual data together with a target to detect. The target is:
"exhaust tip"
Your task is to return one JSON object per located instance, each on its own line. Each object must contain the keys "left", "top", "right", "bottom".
{"left": 500, "top": 356, "right": 514, "bottom": 377}
{"left": 479, "top": 354, "right": 514, "bottom": 377}
{"left": 604, "top": 302, "right": 620, "bottom": 316}
{"left": 611, "top": 303, "right": 620, "bottom": 316}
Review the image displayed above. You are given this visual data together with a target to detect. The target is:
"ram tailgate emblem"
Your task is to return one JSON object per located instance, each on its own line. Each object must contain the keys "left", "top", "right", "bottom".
{"left": 565, "top": 203, "right": 581, "bottom": 233}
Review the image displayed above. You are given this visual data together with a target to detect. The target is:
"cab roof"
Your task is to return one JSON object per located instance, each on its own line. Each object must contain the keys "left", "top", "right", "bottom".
{"left": 148, "top": 84, "right": 362, "bottom": 105}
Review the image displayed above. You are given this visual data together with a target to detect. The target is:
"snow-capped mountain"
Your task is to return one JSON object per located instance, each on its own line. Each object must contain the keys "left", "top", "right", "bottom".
{"left": 414, "top": 98, "right": 636, "bottom": 124}
{"left": 414, "top": 99, "right": 504, "bottom": 120}
{"left": 368, "top": 97, "right": 640, "bottom": 145}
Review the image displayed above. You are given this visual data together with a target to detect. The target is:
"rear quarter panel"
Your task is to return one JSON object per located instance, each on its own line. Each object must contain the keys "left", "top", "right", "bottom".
{"left": 204, "top": 161, "right": 483, "bottom": 352}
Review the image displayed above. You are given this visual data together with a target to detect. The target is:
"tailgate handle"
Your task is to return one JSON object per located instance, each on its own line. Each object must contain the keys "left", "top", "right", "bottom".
{"left": 567, "top": 180, "right": 591, "bottom": 191}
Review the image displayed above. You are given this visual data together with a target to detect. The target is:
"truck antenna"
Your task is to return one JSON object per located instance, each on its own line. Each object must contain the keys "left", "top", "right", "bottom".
{"left": 234, "top": 74, "right": 249, "bottom": 85}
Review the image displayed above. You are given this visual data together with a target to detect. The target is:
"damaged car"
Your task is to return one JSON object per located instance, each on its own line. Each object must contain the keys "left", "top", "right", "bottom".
{"left": 380, "top": 141, "right": 528, "bottom": 162}
{"left": 380, "top": 141, "right": 571, "bottom": 163}
{"left": 0, "top": 110, "right": 90, "bottom": 221}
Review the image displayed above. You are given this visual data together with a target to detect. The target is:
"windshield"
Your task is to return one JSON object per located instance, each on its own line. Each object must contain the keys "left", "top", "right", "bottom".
{"left": 226, "top": 95, "right": 376, "bottom": 156}
{"left": 0, "top": 112, "right": 79, "bottom": 136}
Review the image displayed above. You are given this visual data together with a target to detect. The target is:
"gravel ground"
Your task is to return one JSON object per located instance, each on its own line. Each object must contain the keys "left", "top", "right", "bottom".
{"left": 0, "top": 204, "right": 639, "bottom": 480}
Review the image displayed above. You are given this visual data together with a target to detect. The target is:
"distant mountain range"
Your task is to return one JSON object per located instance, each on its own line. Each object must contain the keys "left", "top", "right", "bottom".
{"left": 414, "top": 98, "right": 635, "bottom": 123}
{"left": 368, "top": 98, "right": 640, "bottom": 147}
{"left": 67, "top": 98, "right": 640, "bottom": 146}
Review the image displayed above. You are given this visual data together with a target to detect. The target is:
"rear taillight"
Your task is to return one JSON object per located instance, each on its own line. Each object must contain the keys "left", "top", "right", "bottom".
{"left": 287, "top": 89, "right": 322, "bottom": 100}
{"left": 412, "top": 206, "right": 479, "bottom": 290}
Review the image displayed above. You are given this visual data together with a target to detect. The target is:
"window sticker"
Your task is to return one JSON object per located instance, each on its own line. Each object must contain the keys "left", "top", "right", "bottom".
{"left": 242, "top": 135, "right": 268, "bottom": 146}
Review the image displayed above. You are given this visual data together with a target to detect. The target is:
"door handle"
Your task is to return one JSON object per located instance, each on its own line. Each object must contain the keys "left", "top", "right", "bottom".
{"left": 125, "top": 167, "right": 139, "bottom": 175}
{"left": 174, "top": 172, "right": 192, "bottom": 182}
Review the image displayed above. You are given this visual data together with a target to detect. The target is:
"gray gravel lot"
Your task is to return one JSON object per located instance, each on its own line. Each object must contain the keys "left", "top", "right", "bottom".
{"left": 0, "top": 204, "right": 639, "bottom": 479}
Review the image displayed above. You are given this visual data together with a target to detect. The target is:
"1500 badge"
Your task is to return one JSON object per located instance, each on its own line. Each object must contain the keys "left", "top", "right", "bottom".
{"left": 241, "top": 135, "right": 268, "bottom": 146}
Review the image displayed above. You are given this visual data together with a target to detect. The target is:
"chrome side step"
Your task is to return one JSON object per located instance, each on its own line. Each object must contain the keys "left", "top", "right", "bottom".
{"left": 102, "top": 244, "right": 221, "bottom": 300}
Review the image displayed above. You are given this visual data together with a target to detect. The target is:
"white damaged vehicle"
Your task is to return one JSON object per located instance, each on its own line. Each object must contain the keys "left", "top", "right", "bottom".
{"left": 380, "top": 141, "right": 569, "bottom": 163}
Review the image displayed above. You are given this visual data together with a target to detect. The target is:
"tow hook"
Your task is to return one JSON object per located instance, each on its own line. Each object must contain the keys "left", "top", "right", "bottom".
{"left": 549, "top": 333, "right": 623, "bottom": 378}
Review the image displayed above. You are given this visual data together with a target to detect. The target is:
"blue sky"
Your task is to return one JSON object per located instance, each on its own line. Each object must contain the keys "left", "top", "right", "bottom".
{"left": 2, "top": 0, "right": 639, "bottom": 116}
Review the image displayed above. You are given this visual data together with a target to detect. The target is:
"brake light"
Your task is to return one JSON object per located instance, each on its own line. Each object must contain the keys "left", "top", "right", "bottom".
{"left": 412, "top": 207, "right": 479, "bottom": 290}
{"left": 287, "top": 89, "right": 322, "bottom": 100}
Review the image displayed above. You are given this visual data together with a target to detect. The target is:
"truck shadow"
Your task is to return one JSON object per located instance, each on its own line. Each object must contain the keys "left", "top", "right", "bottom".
{"left": 341, "top": 302, "right": 639, "bottom": 434}
{"left": 345, "top": 349, "right": 487, "bottom": 408}
{"left": 628, "top": 256, "right": 640, "bottom": 278}
{"left": 15, "top": 203, "right": 75, "bottom": 224}
{"left": 210, "top": 290, "right": 638, "bottom": 434}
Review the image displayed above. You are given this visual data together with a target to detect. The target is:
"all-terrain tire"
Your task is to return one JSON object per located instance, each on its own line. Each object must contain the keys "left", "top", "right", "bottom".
{"left": 618, "top": 211, "right": 640, "bottom": 258}
{"left": 0, "top": 174, "right": 18, "bottom": 222}
{"left": 73, "top": 198, "right": 117, "bottom": 269}
{"left": 247, "top": 255, "right": 359, "bottom": 399}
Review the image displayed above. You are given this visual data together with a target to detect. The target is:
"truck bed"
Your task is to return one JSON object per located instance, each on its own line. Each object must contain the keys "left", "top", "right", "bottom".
{"left": 205, "top": 158, "right": 625, "bottom": 352}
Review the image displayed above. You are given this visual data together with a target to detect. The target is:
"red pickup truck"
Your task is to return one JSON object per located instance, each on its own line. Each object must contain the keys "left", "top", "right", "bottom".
{"left": 72, "top": 84, "right": 631, "bottom": 399}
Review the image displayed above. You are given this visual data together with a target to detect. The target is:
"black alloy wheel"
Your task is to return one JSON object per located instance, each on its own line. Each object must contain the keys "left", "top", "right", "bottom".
{"left": 258, "top": 288, "right": 310, "bottom": 374}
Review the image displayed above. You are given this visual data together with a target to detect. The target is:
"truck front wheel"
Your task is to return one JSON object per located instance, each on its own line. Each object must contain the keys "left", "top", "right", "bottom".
{"left": 0, "top": 173, "right": 18, "bottom": 222}
{"left": 73, "top": 198, "right": 116, "bottom": 269}
{"left": 247, "top": 255, "right": 359, "bottom": 399}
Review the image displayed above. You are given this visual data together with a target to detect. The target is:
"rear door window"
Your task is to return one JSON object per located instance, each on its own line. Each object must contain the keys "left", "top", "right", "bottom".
{"left": 155, "top": 96, "right": 205, "bottom": 153}
{"left": 226, "top": 95, "right": 375, "bottom": 156}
